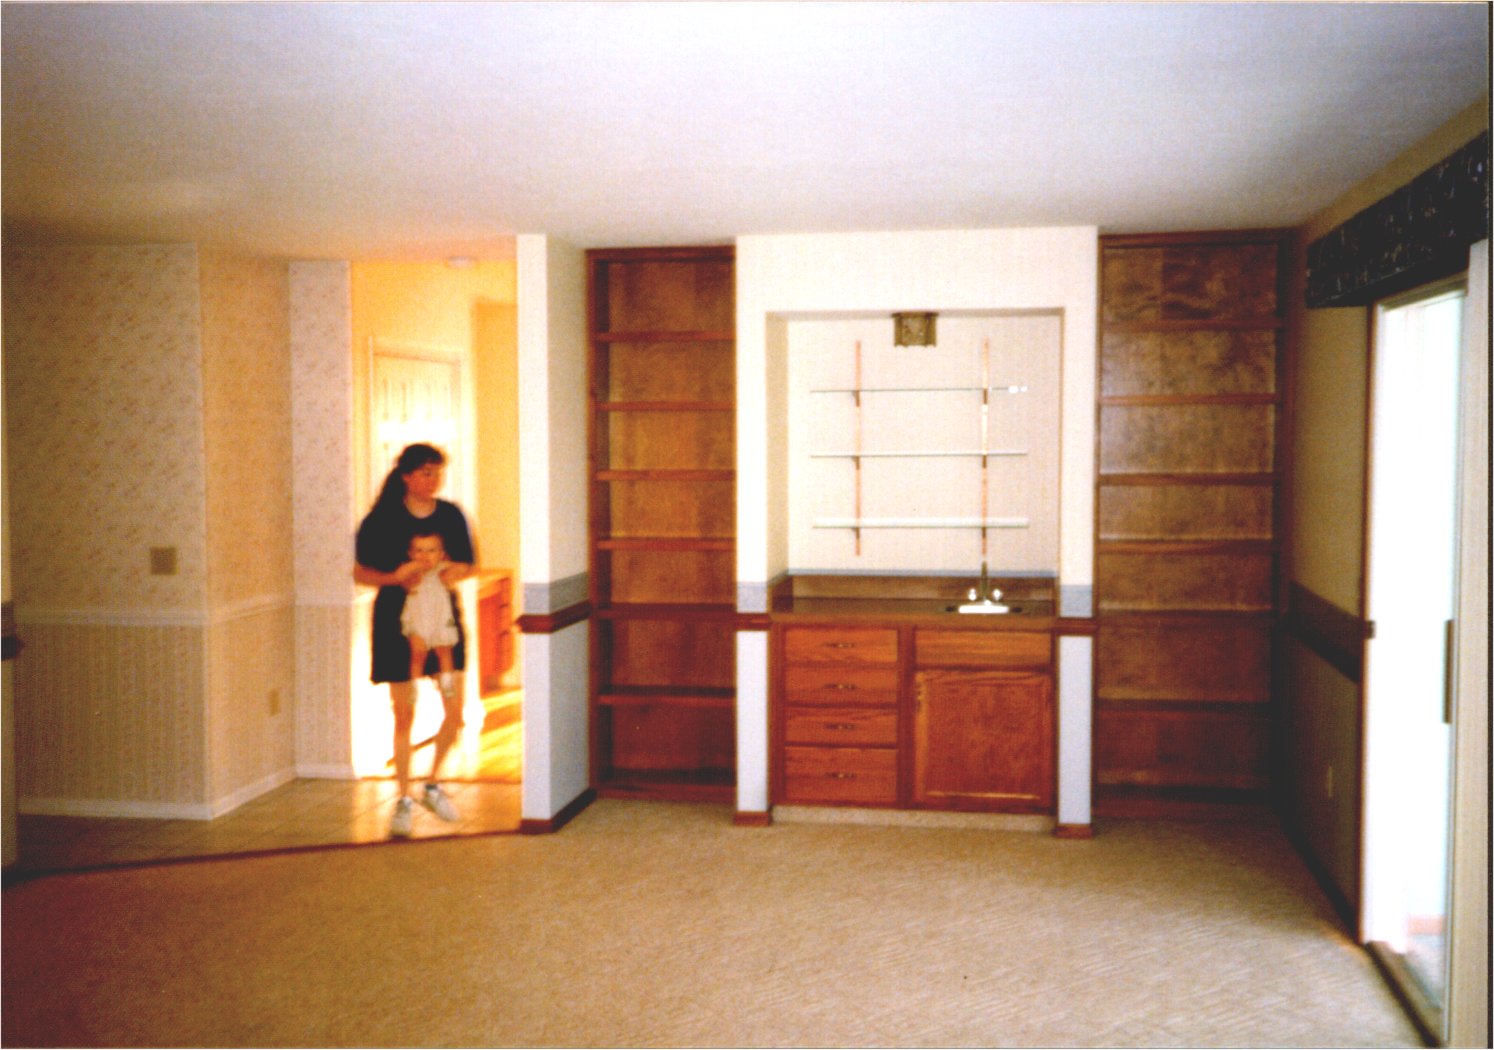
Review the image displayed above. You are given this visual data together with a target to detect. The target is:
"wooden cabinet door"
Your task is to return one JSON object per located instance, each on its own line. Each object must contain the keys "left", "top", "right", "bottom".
{"left": 912, "top": 670, "right": 1053, "bottom": 812}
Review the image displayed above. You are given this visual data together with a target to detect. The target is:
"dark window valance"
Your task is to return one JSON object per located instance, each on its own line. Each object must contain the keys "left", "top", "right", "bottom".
{"left": 1305, "top": 131, "right": 1489, "bottom": 308}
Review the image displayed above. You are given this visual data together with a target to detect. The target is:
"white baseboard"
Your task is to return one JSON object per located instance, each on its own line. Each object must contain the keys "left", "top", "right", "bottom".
{"left": 209, "top": 768, "right": 297, "bottom": 818}
{"left": 21, "top": 768, "right": 305, "bottom": 822}
{"left": 20, "top": 797, "right": 216, "bottom": 821}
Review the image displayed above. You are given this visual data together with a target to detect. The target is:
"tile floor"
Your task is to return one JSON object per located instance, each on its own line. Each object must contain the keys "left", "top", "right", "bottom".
{"left": 10, "top": 777, "right": 522, "bottom": 877}
{"left": 9, "top": 690, "right": 527, "bottom": 879}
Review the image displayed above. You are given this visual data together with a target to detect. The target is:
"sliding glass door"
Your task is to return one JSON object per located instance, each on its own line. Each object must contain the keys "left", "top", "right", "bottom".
{"left": 1362, "top": 282, "right": 1465, "bottom": 1033}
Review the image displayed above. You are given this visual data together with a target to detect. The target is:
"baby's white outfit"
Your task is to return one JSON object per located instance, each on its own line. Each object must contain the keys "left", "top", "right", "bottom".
{"left": 401, "top": 567, "right": 459, "bottom": 647}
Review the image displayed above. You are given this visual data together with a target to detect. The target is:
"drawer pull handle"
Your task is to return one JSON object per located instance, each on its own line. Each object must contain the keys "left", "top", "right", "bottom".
{"left": 829, "top": 683, "right": 858, "bottom": 691}
{"left": 827, "top": 772, "right": 857, "bottom": 780}
{"left": 825, "top": 642, "right": 855, "bottom": 650}
{"left": 825, "top": 723, "right": 857, "bottom": 731}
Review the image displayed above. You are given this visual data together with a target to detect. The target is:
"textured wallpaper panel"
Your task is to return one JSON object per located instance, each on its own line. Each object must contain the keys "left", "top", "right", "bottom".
{"left": 2, "top": 246, "right": 208, "bottom": 613}
{"left": 295, "top": 603, "right": 356, "bottom": 774}
{"left": 290, "top": 261, "right": 355, "bottom": 603}
{"left": 200, "top": 250, "right": 293, "bottom": 608}
{"left": 290, "top": 262, "right": 357, "bottom": 775}
{"left": 14, "top": 622, "right": 207, "bottom": 805}
{"left": 208, "top": 603, "right": 296, "bottom": 802}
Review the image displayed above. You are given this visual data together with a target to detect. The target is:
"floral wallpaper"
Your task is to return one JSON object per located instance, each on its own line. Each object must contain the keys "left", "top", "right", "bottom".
{"left": 3, "top": 245, "right": 208, "bottom": 615}
{"left": 200, "top": 249, "right": 293, "bottom": 609}
{"left": 290, "top": 261, "right": 358, "bottom": 774}
{"left": 6, "top": 245, "right": 304, "bottom": 808}
{"left": 289, "top": 261, "right": 355, "bottom": 604}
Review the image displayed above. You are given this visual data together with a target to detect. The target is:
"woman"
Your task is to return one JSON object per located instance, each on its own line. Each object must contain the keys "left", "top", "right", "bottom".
{"left": 354, "top": 443, "right": 476, "bottom": 837}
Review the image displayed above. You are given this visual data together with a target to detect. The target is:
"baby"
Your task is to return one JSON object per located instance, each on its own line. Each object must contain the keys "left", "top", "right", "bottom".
{"left": 401, "top": 530, "right": 460, "bottom": 698}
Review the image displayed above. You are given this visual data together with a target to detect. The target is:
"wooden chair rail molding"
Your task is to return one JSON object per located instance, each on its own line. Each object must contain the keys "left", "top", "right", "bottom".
{"left": 1282, "top": 582, "right": 1368, "bottom": 684}
{"left": 516, "top": 601, "right": 592, "bottom": 635}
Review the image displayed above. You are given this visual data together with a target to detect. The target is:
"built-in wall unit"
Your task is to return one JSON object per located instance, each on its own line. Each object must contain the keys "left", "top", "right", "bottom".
{"left": 586, "top": 246, "right": 738, "bottom": 802}
{"left": 1092, "top": 231, "right": 1290, "bottom": 815}
{"left": 735, "top": 228, "right": 1099, "bottom": 833}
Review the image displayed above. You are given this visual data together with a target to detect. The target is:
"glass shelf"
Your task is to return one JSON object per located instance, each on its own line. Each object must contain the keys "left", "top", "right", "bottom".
{"left": 810, "top": 385, "right": 1029, "bottom": 395}
{"left": 813, "top": 517, "right": 1031, "bottom": 530}
{"left": 810, "top": 449, "right": 1028, "bottom": 459}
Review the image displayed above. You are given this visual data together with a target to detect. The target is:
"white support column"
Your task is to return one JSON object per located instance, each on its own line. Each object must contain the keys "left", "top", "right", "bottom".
{"left": 516, "top": 234, "right": 591, "bottom": 824}
{"left": 1056, "top": 633, "right": 1093, "bottom": 833}
{"left": 736, "top": 631, "right": 771, "bottom": 815}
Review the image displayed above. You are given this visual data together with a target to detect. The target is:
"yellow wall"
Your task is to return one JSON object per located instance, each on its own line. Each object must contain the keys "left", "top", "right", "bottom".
{"left": 350, "top": 260, "right": 519, "bottom": 575}
{"left": 1288, "top": 99, "right": 1489, "bottom": 612}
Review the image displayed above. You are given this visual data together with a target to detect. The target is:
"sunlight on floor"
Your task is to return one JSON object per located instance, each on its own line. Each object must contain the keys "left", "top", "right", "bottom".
{"left": 9, "top": 690, "right": 525, "bottom": 877}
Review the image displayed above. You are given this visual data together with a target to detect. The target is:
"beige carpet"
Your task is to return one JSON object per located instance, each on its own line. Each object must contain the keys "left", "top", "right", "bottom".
{"left": 2, "top": 800, "right": 1419, "bottom": 1048}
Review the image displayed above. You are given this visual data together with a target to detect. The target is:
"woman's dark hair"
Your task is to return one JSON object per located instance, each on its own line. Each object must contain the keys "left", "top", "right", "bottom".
{"left": 373, "top": 443, "right": 446, "bottom": 512}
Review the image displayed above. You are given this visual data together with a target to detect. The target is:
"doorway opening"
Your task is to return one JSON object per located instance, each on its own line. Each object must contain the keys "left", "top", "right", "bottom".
{"left": 350, "top": 264, "right": 523, "bottom": 796}
{"left": 1361, "top": 280, "right": 1466, "bottom": 1037}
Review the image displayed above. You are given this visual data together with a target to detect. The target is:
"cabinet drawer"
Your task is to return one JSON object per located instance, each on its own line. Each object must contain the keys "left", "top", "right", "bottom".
{"left": 783, "top": 627, "right": 898, "bottom": 666}
{"left": 783, "top": 666, "right": 899, "bottom": 705}
{"left": 785, "top": 706, "right": 898, "bottom": 747}
{"left": 914, "top": 629, "right": 1051, "bottom": 668}
{"left": 784, "top": 746, "right": 898, "bottom": 804}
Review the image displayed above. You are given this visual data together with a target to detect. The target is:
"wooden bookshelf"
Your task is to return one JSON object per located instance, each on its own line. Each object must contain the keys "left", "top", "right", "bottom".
{"left": 1093, "top": 232, "right": 1290, "bottom": 809}
{"left": 587, "top": 246, "right": 737, "bottom": 802}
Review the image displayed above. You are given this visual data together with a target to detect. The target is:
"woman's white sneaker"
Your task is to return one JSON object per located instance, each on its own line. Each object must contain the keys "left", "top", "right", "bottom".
{"left": 421, "top": 783, "right": 460, "bottom": 822}
{"left": 389, "top": 796, "right": 415, "bottom": 838}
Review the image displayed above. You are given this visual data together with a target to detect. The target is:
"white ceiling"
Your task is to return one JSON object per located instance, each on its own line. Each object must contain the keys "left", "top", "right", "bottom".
{"left": 2, "top": 2, "right": 1488, "bottom": 261}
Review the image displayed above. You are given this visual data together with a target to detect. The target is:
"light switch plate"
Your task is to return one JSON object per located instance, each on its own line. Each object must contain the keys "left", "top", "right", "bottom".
{"left": 149, "top": 546, "right": 177, "bottom": 576}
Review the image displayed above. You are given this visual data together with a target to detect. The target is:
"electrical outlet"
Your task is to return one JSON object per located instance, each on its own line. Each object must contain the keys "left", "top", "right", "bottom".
{"left": 149, "top": 546, "right": 177, "bottom": 576}
{"left": 268, "top": 688, "right": 281, "bottom": 716}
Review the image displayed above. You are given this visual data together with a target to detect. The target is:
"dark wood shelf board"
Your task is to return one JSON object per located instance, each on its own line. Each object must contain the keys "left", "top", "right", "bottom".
{"left": 1097, "top": 602, "right": 1275, "bottom": 615}
{"left": 1098, "top": 539, "right": 1277, "bottom": 554}
{"left": 595, "top": 469, "right": 736, "bottom": 482}
{"left": 1098, "top": 472, "right": 1277, "bottom": 487}
{"left": 1095, "top": 691, "right": 1271, "bottom": 706}
{"left": 596, "top": 400, "right": 735, "bottom": 412}
{"left": 1101, "top": 318, "right": 1283, "bottom": 333}
{"left": 1096, "top": 609, "right": 1278, "bottom": 625}
{"left": 596, "top": 536, "right": 735, "bottom": 551}
{"left": 594, "top": 330, "right": 735, "bottom": 344}
{"left": 597, "top": 687, "right": 735, "bottom": 709}
{"left": 596, "top": 602, "right": 740, "bottom": 621}
{"left": 1100, "top": 393, "right": 1278, "bottom": 407}
{"left": 588, "top": 245, "right": 734, "bottom": 263}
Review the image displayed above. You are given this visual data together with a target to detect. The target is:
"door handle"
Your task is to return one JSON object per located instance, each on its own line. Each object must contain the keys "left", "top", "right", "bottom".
{"left": 1443, "top": 619, "right": 1456, "bottom": 726}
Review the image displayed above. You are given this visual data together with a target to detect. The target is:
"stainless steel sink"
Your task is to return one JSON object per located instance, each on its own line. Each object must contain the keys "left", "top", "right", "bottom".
{"left": 946, "top": 601, "right": 1015, "bottom": 614}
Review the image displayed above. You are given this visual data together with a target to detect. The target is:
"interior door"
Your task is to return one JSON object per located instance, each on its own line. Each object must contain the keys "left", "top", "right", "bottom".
{"left": 370, "top": 344, "right": 463, "bottom": 498}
